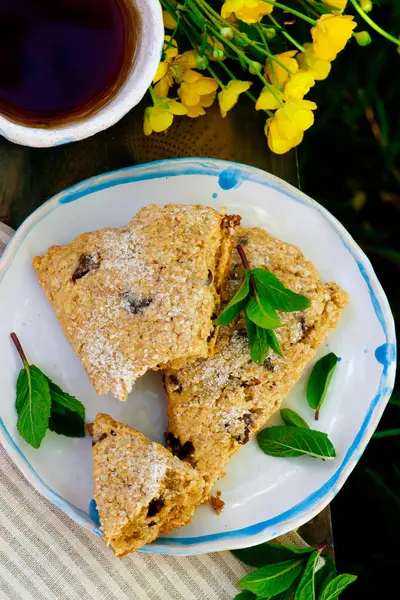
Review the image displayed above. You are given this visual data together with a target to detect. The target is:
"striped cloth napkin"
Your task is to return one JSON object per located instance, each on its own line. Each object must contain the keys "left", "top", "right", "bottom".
{"left": 0, "top": 222, "right": 308, "bottom": 600}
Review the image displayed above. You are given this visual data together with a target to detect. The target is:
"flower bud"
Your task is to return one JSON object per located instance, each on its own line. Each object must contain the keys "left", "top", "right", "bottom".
{"left": 195, "top": 54, "right": 209, "bottom": 70}
{"left": 264, "top": 28, "right": 276, "bottom": 41}
{"left": 354, "top": 31, "right": 372, "bottom": 46}
{"left": 220, "top": 27, "right": 234, "bottom": 40}
{"left": 249, "top": 61, "right": 262, "bottom": 75}
{"left": 360, "top": 0, "right": 373, "bottom": 12}
{"left": 212, "top": 47, "right": 225, "bottom": 62}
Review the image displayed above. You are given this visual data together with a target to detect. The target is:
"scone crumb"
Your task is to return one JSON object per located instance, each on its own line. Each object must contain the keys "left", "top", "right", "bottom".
{"left": 210, "top": 491, "right": 225, "bottom": 515}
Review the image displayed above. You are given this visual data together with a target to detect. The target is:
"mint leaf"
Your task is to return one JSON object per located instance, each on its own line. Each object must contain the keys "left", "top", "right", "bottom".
{"left": 251, "top": 268, "right": 311, "bottom": 312}
{"left": 49, "top": 410, "right": 85, "bottom": 438}
{"left": 233, "top": 542, "right": 314, "bottom": 568}
{"left": 237, "top": 559, "right": 304, "bottom": 597}
{"left": 319, "top": 574, "right": 357, "bottom": 600}
{"left": 274, "top": 579, "right": 300, "bottom": 600}
{"left": 294, "top": 550, "right": 320, "bottom": 600}
{"left": 16, "top": 365, "right": 51, "bottom": 449}
{"left": 47, "top": 378, "right": 85, "bottom": 420}
{"left": 307, "top": 353, "right": 338, "bottom": 420}
{"left": 246, "top": 295, "right": 282, "bottom": 330}
{"left": 245, "top": 314, "right": 269, "bottom": 364}
{"left": 281, "top": 408, "right": 310, "bottom": 429}
{"left": 257, "top": 425, "right": 336, "bottom": 460}
{"left": 232, "top": 592, "right": 256, "bottom": 600}
{"left": 315, "top": 556, "right": 337, "bottom": 597}
{"left": 215, "top": 271, "right": 250, "bottom": 326}
{"left": 46, "top": 378, "right": 85, "bottom": 437}
{"left": 265, "top": 329, "right": 283, "bottom": 356}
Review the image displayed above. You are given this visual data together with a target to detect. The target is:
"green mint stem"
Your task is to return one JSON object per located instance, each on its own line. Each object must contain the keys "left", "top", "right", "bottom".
{"left": 237, "top": 245, "right": 258, "bottom": 297}
{"left": 349, "top": 0, "right": 400, "bottom": 47}
{"left": 11, "top": 332, "right": 29, "bottom": 368}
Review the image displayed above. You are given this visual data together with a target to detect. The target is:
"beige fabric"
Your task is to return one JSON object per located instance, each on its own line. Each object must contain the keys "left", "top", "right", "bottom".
{"left": 0, "top": 223, "right": 307, "bottom": 599}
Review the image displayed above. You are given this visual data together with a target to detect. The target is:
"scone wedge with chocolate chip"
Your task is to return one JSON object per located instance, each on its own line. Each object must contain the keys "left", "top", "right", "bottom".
{"left": 165, "top": 226, "right": 348, "bottom": 500}
{"left": 33, "top": 204, "right": 239, "bottom": 400}
{"left": 89, "top": 414, "right": 205, "bottom": 556}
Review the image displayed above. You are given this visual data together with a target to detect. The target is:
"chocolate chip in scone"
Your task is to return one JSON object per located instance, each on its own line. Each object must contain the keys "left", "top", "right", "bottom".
{"left": 237, "top": 328, "right": 248, "bottom": 339}
{"left": 263, "top": 357, "right": 274, "bottom": 371}
{"left": 168, "top": 375, "right": 182, "bottom": 394}
{"left": 110, "top": 430, "right": 117, "bottom": 436}
{"left": 92, "top": 432, "right": 108, "bottom": 446}
{"left": 206, "top": 270, "right": 213, "bottom": 286}
{"left": 72, "top": 254, "right": 100, "bottom": 283}
{"left": 148, "top": 521, "right": 156, "bottom": 527}
{"left": 299, "top": 315, "right": 306, "bottom": 338}
{"left": 147, "top": 498, "right": 165, "bottom": 518}
{"left": 121, "top": 292, "right": 152, "bottom": 315}
{"left": 165, "top": 432, "right": 194, "bottom": 460}
{"left": 236, "top": 413, "right": 253, "bottom": 445}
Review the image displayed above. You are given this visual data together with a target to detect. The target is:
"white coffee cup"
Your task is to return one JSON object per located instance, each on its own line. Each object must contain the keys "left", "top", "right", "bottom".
{"left": 0, "top": 0, "right": 163, "bottom": 148}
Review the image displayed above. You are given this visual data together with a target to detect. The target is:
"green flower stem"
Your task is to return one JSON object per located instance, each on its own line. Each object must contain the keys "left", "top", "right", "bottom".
{"left": 149, "top": 85, "right": 157, "bottom": 104}
{"left": 268, "top": 14, "right": 306, "bottom": 52}
{"left": 209, "top": 26, "right": 284, "bottom": 107}
{"left": 206, "top": 64, "right": 225, "bottom": 88}
{"left": 261, "top": 0, "right": 317, "bottom": 24}
{"left": 349, "top": 0, "right": 400, "bottom": 47}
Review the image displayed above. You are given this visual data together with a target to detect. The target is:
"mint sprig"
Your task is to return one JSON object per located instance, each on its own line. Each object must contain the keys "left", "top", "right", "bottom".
{"left": 11, "top": 333, "right": 86, "bottom": 448}
{"left": 215, "top": 245, "right": 311, "bottom": 363}
{"left": 307, "top": 353, "right": 339, "bottom": 420}
{"left": 233, "top": 541, "right": 357, "bottom": 600}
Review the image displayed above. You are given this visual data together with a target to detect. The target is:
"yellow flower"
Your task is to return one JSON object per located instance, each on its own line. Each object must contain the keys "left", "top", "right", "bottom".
{"left": 284, "top": 71, "right": 315, "bottom": 100}
{"left": 143, "top": 99, "right": 187, "bottom": 135}
{"left": 218, "top": 80, "right": 251, "bottom": 117}
{"left": 221, "top": 0, "right": 273, "bottom": 24}
{"left": 178, "top": 70, "right": 219, "bottom": 107}
{"left": 311, "top": 14, "right": 357, "bottom": 61}
{"left": 325, "top": 0, "right": 347, "bottom": 13}
{"left": 297, "top": 43, "right": 331, "bottom": 81}
{"left": 265, "top": 99, "right": 317, "bottom": 154}
{"left": 186, "top": 92, "right": 217, "bottom": 118}
{"left": 153, "top": 44, "right": 197, "bottom": 98}
{"left": 265, "top": 51, "right": 298, "bottom": 86}
{"left": 163, "top": 36, "right": 178, "bottom": 61}
{"left": 256, "top": 86, "right": 283, "bottom": 110}
{"left": 162, "top": 10, "right": 177, "bottom": 30}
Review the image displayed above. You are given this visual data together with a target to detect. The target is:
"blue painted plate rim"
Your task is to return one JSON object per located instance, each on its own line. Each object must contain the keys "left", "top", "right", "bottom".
{"left": 0, "top": 157, "right": 396, "bottom": 555}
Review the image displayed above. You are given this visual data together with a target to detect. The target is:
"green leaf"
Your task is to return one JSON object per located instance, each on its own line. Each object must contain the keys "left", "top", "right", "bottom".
{"left": 245, "top": 314, "right": 269, "bottom": 364}
{"left": 251, "top": 268, "right": 311, "bottom": 312}
{"left": 49, "top": 410, "right": 85, "bottom": 438}
{"left": 246, "top": 295, "right": 282, "bottom": 330}
{"left": 215, "top": 271, "right": 250, "bottom": 326}
{"left": 16, "top": 365, "right": 51, "bottom": 449}
{"left": 47, "top": 378, "right": 85, "bottom": 420}
{"left": 319, "top": 574, "right": 357, "bottom": 600}
{"left": 237, "top": 559, "right": 304, "bottom": 597}
{"left": 280, "top": 408, "right": 310, "bottom": 429}
{"left": 233, "top": 542, "right": 314, "bottom": 568}
{"left": 46, "top": 377, "right": 86, "bottom": 438}
{"left": 265, "top": 329, "right": 283, "bottom": 356}
{"left": 257, "top": 426, "right": 336, "bottom": 460}
{"left": 315, "top": 556, "right": 337, "bottom": 597}
{"left": 294, "top": 550, "right": 320, "bottom": 600}
{"left": 274, "top": 579, "right": 300, "bottom": 600}
{"left": 232, "top": 592, "right": 256, "bottom": 600}
{"left": 307, "top": 353, "right": 339, "bottom": 420}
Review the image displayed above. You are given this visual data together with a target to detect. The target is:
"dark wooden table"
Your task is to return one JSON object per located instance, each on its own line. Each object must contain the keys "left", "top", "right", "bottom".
{"left": 0, "top": 97, "right": 333, "bottom": 557}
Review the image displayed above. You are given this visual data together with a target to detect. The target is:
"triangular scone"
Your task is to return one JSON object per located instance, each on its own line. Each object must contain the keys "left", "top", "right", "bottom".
{"left": 33, "top": 204, "right": 239, "bottom": 400}
{"left": 89, "top": 414, "right": 205, "bottom": 556}
{"left": 164, "top": 227, "right": 348, "bottom": 499}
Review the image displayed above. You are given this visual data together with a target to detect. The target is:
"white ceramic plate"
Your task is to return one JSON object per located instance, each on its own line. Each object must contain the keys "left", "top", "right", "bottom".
{"left": 0, "top": 159, "right": 396, "bottom": 555}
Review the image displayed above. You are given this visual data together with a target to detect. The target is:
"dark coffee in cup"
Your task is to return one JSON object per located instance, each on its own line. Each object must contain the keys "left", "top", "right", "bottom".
{"left": 0, "top": 0, "right": 139, "bottom": 128}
